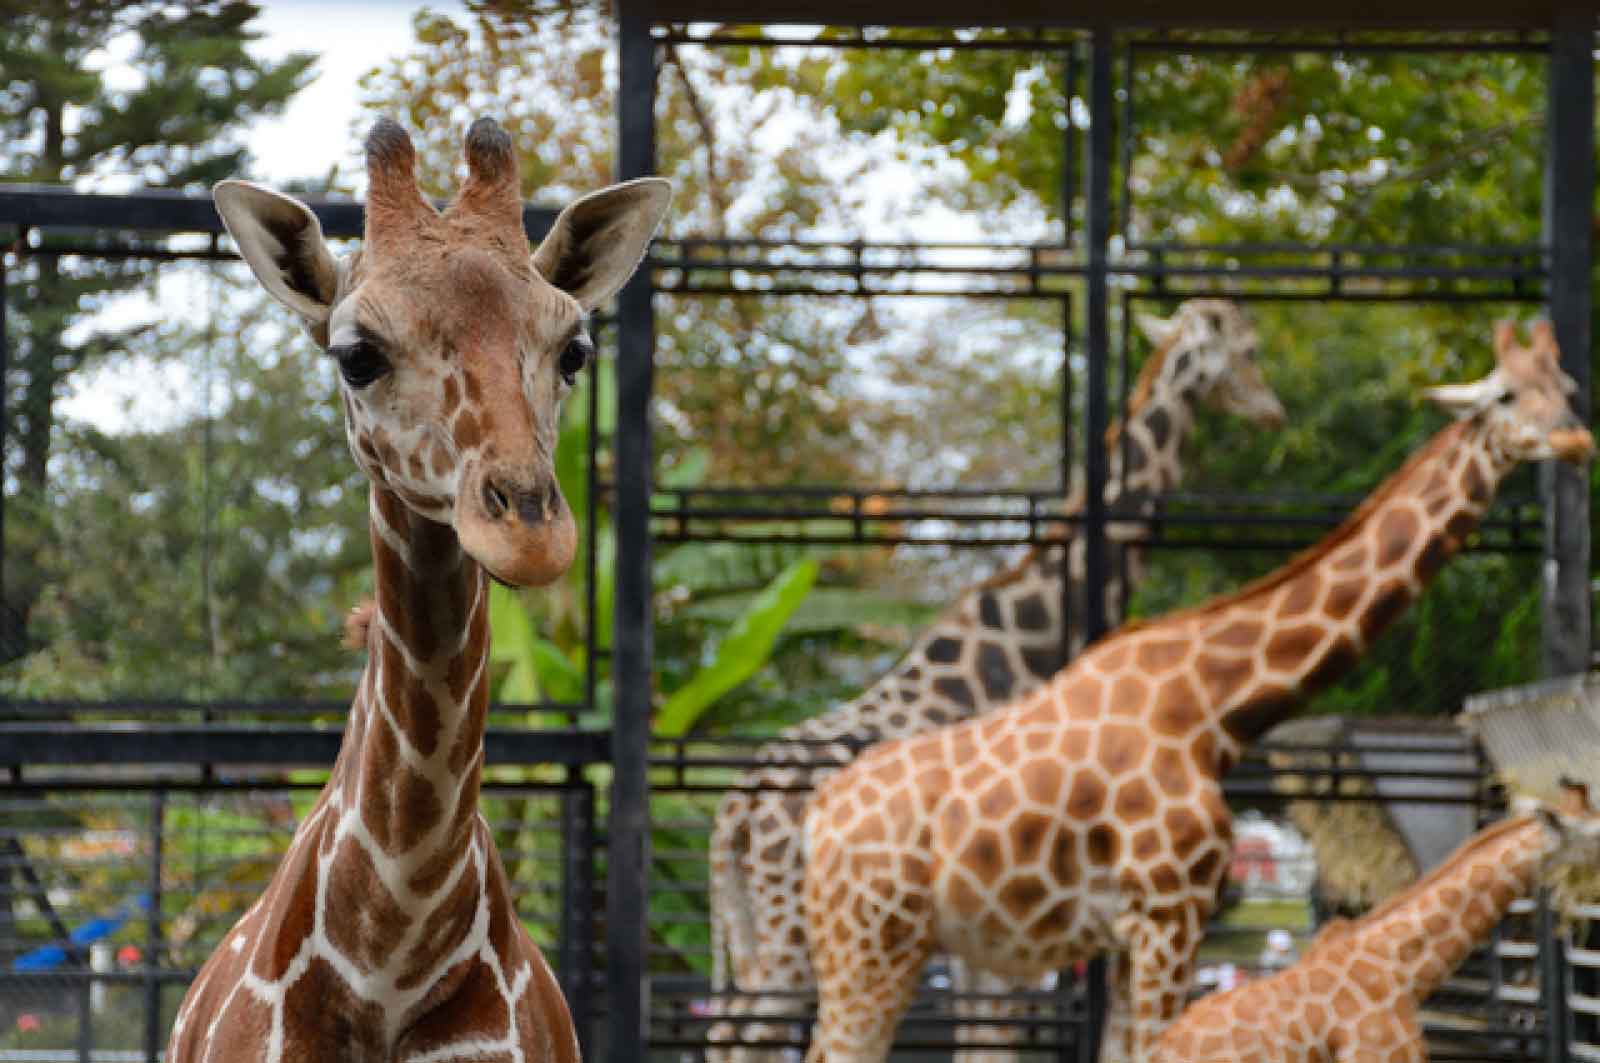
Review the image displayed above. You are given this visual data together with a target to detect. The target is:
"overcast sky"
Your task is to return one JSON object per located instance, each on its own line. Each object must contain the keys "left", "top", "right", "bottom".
{"left": 246, "top": 1, "right": 466, "bottom": 184}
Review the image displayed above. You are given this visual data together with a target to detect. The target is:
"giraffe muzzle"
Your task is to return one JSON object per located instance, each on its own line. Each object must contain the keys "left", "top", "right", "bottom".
{"left": 457, "top": 468, "right": 576, "bottom": 586}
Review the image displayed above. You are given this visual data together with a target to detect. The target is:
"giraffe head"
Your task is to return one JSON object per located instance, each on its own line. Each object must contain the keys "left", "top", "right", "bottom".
{"left": 1133, "top": 298, "right": 1286, "bottom": 428}
{"left": 1521, "top": 778, "right": 1600, "bottom": 871}
{"left": 214, "top": 117, "right": 671, "bottom": 586}
{"left": 1423, "top": 320, "right": 1594, "bottom": 466}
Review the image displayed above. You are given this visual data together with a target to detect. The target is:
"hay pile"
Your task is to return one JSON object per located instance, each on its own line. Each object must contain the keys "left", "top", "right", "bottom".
{"left": 1265, "top": 717, "right": 1419, "bottom": 913}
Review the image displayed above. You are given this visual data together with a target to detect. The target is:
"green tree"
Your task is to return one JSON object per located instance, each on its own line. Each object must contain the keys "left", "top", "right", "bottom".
{"left": 0, "top": 0, "right": 315, "bottom": 657}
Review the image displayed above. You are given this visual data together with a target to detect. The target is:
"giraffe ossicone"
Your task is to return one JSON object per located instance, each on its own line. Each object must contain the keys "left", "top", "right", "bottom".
{"left": 799, "top": 321, "right": 1591, "bottom": 1063}
{"left": 1152, "top": 780, "right": 1600, "bottom": 1063}
{"left": 166, "top": 117, "right": 669, "bottom": 1062}
{"left": 706, "top": 299, "right": 1285, "bottom": 1063}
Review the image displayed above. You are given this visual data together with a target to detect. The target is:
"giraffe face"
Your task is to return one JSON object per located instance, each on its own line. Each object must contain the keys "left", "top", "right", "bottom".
{"left": 1138, "top": 299, "right": 1285, "bottom": 428}
{"left": 215, "top": 118, "right": 671, "bottom": 587}
{"left": 1533, "top": 779, "right": 1600, "bottom": 870}
{"left": 1423, "top": 320, "right": 1593, "bottom": 466}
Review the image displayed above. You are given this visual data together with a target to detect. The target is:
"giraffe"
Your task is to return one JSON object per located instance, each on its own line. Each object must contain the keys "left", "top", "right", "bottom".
{"left": 799, "top": 320, "right": 1594, "bottom": 1063}
{"left": 165, "top": 118, "right": 670, "bottom": 1061}
{"left": 706, "top": 300, "right": 1286, "bottom": 1062}
{"left": 1151, "top": 780, "right": 1600, "bottom": 1063}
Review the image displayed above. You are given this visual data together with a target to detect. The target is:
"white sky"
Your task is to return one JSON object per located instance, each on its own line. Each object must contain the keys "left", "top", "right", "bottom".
{"left": 246, "top": 0, "right": 466, "bottom": 186}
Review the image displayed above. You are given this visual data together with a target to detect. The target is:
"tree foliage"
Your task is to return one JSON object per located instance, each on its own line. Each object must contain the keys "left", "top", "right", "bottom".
{"left": 0, "top": 1, "right": 315, "bottom": 657}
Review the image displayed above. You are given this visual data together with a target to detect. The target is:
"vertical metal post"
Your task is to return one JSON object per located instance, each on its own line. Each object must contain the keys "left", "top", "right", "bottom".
{"left": 1540, "top": 11, "right": 1593, "bottom": 680}
{"left": 144, "top": 791, "right": 165, "bottom": 1061}
{"left": 1, "top": 253, "right": 8, "bottom": 646}
{"left": 609, "top": 4, "right": 657, "bottom": 1061}
{"left": 560, "top": 776, "right": 597, "bottom": 1061}
{"left": 1540, "top": 892, "right": 1568, "bottom": 1063}
{"left": 1078, "top": 24, "right": 1114, "bottom": 1063}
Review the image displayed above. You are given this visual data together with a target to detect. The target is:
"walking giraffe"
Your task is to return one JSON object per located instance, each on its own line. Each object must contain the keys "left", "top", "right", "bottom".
{"left": 707, "top": 301, "right": 1285, "bottom": 1062}
{"left": 166, "top": 118, "right": 669, "bottom": 1061}
{"left": 1152, "top": 781, "right": 1600, "bottom": 1063}
{"left": 800, "top": 321, "right": 1593, "bottom": 1063}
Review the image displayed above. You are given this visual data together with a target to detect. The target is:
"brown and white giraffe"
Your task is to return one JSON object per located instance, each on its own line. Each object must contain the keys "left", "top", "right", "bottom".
{"left": 1151, "top": 781, "right": 1600, "bottom": 1063}
{"left": 799, "top": 321, "right": 1593, "bottom": 1063}
{"left": 165, "top": 118, "right": 669, "bottom": 1061}
{"left": 706, "top": 301, "right": 1285, "bottom": 1062}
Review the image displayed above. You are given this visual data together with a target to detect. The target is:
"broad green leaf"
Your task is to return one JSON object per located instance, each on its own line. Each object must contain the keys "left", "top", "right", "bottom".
{"left": 655, "top": 558, "right": 818, "bottom": 737}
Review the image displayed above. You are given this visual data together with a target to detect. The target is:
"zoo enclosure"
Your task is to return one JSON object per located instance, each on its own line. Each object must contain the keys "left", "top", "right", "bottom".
{"left": 0, "top": 3, "right": 1596, "bottom": 1063}
{"left": 610, "top": 3, "right": 1596, "bottom": 1062}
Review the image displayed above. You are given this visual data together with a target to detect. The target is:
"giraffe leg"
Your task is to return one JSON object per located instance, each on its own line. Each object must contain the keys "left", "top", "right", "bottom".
{"left": 949, "top": 959, "right": 1052, "bottom": 1063}
{"left": 803, "top": 868, "right": 935, "bottom": 1063}
{"left": 1098, "top": 950, "right": 1136, "bottom": 1063}
{"left": 1119, "top": 912, "right": 1203, "bottom": 1063}
{"left": 707, "top": 792, "right": 815, "bottom": 1063}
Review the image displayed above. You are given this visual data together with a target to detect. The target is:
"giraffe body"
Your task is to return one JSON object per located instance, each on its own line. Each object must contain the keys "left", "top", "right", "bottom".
{"left": 1152, "top": 785, "right": 1600, "bottom": 1063}
{"left": 707, "top": 302, "right": 1285, "bottom": 1061}
{"left": 167, "top": 118, "right": 669, "bottom": 1061}
{"left": 801, "top": 322, "right": 1591, "bottom": 1063}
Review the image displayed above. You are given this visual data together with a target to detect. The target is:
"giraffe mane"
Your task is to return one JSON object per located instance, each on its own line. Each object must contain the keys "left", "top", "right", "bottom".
{"left": 1352, "top": 812, "right": 1533, "bottom": 926}
{"left": 342, "top": 599, "right": 377, "bottom": 651}
{"left": 1110, "top": 418, "right": 1470, "bottom": 637}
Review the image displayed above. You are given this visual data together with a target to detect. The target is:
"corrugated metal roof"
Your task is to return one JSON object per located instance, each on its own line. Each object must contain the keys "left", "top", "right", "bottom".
{"left": 1460, "top": 673, "right": 1600, "bottom": 800}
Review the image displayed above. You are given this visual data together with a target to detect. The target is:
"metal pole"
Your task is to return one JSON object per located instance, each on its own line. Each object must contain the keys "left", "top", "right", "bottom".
{"left": 1078, "top": 24, "right": 1114, "bottom": 1063}
{"left": 1540, "top": 10, "right": 1593, "bottom": 680}
{"left": 608, "top": 4, "right": 658, "bottom": 1060}
{"left": 144, "top": 791, "right": 165, "bottom": 1061}
{"left": 560, "top": 775, "right": 597, "bottom": 1060}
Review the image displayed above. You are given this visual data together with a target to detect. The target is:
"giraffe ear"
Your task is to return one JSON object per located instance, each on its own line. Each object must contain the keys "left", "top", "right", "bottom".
{"left": 533, "top": 178, "right": 672, "bottom": 312}
{"left": 214, "top": 180, "right": 340, "bottom": 329}
{"left": 1422, "top": 376, "right": 1500, "bottom": 419}
{"left": 1134, "top": 311, "right": 1178, "bottom": 348}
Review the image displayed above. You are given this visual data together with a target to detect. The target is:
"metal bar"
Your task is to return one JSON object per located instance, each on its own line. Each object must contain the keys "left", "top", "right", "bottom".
{"left": 1062, "top": 45, "right": 1078, "bottom": 244}
{"left": 608, "top": 5, "right": 658, "bottom": 1061}
{"left": 143, "top": 791, "right": 165, "bottom": 1062}
{"left": 0, "top": 185, "right": 557, "bottom": 242}
{"left": 0, "top": 725, "right": 610, "bottom": 767}
{"left": 656, "top": 30, "right": 1079, "bottom": 50}
{"left": 1539, "top": 12, "right": 1592, "bottom": 680}
{"left": 1079, "top": 27, "right": 1114, "bottom": 1063}
{"left": 559, "top": 776, "right": 596, "bottom": 1059}
{"left": 1, "top": 251, "right": 6, "bottom": 665}
{"left": 1128, "top": 36, "right": 1548, "bottom": 53}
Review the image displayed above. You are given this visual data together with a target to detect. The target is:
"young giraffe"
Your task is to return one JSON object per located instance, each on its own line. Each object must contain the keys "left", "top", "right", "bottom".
{"left": 166, "top": 118, "right": 669, "bottom": 1061}
{"left": 800, "top": 321, "right": 1593, "bottom": 1063}
{"left": 1152, "top": 781, "right": 1600, "bottom": 1063}
{"left": 707, "top": 301, "right": 1285, "bottom": 1062}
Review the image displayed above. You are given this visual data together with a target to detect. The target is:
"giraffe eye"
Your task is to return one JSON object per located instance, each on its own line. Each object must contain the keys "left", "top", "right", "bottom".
{"left": 331, "top": 340, "right": 390, "bottom": 388}
{"left": 1498, "top": 391, "right": 1516, "bottom": 405}
{"left": 559, "top": 335, "right": 592, "bottom": 387}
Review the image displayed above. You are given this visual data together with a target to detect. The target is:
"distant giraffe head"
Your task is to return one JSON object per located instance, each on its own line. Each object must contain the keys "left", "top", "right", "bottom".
{"left": 1424, "top": 320, "right": 1593, "bottom": 465}
{"left": 1132, "top": 299, "right": 1286, "bottom": 432}
{"left": 215, "top": 117, "right": 670, "bottom": 586}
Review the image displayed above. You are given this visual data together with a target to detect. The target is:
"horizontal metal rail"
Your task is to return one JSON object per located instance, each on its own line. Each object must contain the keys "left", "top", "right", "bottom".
{"left": 0, "top": 724, "right": 610, "bottom": 770}
{"left": 0, "top": 184, "right": 556, "bottom": 242}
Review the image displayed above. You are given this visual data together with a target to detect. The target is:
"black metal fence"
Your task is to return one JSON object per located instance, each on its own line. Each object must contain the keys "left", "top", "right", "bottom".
{"left": 1, "top": 10, "right": 1597, "bottom": 1063}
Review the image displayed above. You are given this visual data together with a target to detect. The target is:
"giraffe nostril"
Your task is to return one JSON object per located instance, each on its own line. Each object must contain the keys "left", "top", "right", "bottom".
{"left": 482, "top": 480, "right": 510, "bottom": 520}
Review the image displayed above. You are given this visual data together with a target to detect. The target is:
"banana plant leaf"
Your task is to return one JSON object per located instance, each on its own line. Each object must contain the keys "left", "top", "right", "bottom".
{"left": 654, "top": 558, "right": 818, "bottom": 737}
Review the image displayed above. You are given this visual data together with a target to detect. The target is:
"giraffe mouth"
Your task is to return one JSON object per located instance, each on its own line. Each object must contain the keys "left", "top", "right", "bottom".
{"left": 1550, "top": 427, "right": 1595, "bottom": 465}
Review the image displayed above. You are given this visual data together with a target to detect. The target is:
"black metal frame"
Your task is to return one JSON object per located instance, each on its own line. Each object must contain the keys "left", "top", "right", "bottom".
{"left": 612, "top": 11, "right": 1595, "bottom": 1063}
{"left": 0, "top": 10, "right": 1593, "bottom": 1063}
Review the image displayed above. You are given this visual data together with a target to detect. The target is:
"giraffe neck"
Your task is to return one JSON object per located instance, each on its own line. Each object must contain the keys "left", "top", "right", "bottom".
{"left": 1351, "top": 814, "right": 1548, "bottom": 1004}
{"left": 1105, "top": 380, "right": 1195, "bottom": 516}
{"left": 1091, "top": 417, "right": 1505, "bottom": 767}
{"left": 322, "top": 483, "right": 493, "bottom": 979}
